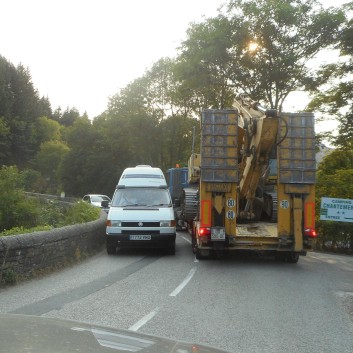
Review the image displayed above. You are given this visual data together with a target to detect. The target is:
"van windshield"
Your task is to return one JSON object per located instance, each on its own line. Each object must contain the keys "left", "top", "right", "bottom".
{"left": 112, "top": 188, "right": 171, "bottom": 207}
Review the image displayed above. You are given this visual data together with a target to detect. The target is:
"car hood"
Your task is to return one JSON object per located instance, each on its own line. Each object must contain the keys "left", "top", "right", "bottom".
{"left": 0, "top": 314, "right": 229, "bottom": 353}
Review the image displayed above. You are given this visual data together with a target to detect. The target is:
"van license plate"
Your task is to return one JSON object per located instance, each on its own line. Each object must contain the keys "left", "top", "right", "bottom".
{"left": 130, "top": 235, "right": 151, "bottom": 240}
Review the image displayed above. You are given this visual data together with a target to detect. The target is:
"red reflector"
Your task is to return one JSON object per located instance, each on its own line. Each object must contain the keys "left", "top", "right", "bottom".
{"left": 198, "top": 227, "right": 211, "bottom": 237}
{"left": 305, "top": 228, "right": 317, "bottom": 237}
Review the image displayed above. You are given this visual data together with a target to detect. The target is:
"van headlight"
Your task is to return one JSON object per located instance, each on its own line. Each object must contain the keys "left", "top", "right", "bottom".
{"left": 160, "top": 220, "right": 176, "bottom": 227}
{"left": 107, "top": 220, "right": 121, "bottom": 227}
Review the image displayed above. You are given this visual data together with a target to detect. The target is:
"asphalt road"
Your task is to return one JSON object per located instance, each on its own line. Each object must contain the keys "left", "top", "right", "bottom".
{"left": 1, "top": 232, "right": 353, "bottom": 353}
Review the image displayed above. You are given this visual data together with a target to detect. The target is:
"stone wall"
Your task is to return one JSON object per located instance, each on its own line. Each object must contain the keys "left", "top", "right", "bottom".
{"left": 0, "top": 213, "right": 106, "bottom": 285}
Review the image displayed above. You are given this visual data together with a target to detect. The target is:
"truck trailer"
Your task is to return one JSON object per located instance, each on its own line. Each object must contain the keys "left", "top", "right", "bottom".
{"left": 168, "top": 96, "right": 317, "bottom": 262}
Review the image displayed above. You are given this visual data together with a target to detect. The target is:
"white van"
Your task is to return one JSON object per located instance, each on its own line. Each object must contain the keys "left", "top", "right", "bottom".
{"left": 105, "top": 165, "right": 176, "bottom": 254}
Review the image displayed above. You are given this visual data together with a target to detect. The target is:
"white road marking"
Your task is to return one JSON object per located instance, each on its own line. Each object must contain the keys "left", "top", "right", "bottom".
{"left": 181, "top": 236, "right": 191, "bottom": 244}
{"left": 181, "top": 235, "right": 198, "bottom": 261}
{"left": 128, "top": 307, "right": 159, "bottom": 331}
{"left": 169, "top": 268, "right": 197, "bottom": 297}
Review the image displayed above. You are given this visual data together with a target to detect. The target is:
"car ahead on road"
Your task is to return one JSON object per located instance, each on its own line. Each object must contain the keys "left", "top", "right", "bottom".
{"left": 105, "top": 165, "right": 176, "bottom": 255}
{"left": 82, "top": 194, "right": 111, "bottom": 211}
{"left": 0, "top": 314, "right": 230, "bottom": 353}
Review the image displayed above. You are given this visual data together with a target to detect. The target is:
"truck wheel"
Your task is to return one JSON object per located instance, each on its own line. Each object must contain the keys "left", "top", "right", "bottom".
{"left": 195, "top": 248, "right": 203, "bottom": 260}
{"left": 106, "top": 242, "right": 116, "bottom": 255}
{"left": 286, "top": 252, "right": 299, "bottom": 263}
{"left": 195, "top": 247, "right": 209, "bottom": 260}
{"left": 275, "top": 252, "right": 286, "bottom": 262}
{"left": 192, "top": 237, "right": 197, "bottom": 254}
{"left": 214, "top": 250, "right": 224, "bottom": 259}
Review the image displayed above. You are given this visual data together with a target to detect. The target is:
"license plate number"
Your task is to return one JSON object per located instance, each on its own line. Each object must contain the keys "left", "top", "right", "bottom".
{"left": 130, "top": 235, "right": 151, "bottom": 240}
{"left": 211, "top": 228, "right": 225, "bottom": 241}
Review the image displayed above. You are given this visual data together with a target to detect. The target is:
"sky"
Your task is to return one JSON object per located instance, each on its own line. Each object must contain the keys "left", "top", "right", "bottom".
{"left": 0, "top": 0, "right": 350, "bottom": 120}
{"left": 1, "top": 0, "right": 226, "bottom": 118}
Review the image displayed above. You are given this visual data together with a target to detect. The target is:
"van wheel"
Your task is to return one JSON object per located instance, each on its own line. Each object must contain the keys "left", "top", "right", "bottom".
{"left": 106, "top": 242, "right": 116, "bottom": 255}
{"left": 166, "top": 243, "right": 176, "bottom": 255}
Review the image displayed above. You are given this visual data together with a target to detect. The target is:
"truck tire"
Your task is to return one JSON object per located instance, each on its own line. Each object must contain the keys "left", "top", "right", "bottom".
{"left": 195, "top": 247, "right": 210, "bottom": 260}
{"left": 195, "top": 248, "right": 203, "bottom": 260}
{"left": 275, "top": 252, "right": 286, "bottom": 262}
{"left": 286, "top": 252, "right": 299, "bottom": 263}
{"left": 192, "top": 236, "right": 197, "bottom": 254}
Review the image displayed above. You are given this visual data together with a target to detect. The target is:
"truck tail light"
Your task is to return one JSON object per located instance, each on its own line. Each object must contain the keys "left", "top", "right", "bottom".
{"left": 198, "top": 227, "right": 211, "bottom": 237}
{"left": 304, "top": 228, "right": 317, "bottom": 237}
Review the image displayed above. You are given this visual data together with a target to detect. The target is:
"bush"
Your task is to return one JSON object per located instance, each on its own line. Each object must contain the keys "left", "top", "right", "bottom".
{"left": 2, "top": 269, "right": 17, "bottom": 284}
{"left": 37, "top": 199, "right": 67, "bottom": 227}
{"left": 64, "top": 201, "right": 101, "bottom": 224}
{"left": 0, "top": 166, "right": 42, "bottom": 232}
{"left": 316, "top": 220, "right": 353, "bottom": 253}
{"left": 1, "top": 225, "right": 53, "bottom": 237}
{"left": 0, "top": 166, "right": 101, "bottom": 236}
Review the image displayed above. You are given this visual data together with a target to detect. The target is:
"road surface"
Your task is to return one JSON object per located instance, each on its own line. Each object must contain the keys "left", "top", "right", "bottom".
{"left": 1, "top": 232, "right": 353, "bottom": 353}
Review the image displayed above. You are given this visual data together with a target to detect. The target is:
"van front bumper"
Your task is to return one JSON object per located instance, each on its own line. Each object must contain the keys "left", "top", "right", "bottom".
{"left": 106, "top": 232, "right": 176, "bottom": 249}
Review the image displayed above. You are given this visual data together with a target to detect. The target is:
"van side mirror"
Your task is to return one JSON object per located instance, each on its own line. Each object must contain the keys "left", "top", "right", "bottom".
{"left": 101, "top": 200, "right": 109, "bottom": 208}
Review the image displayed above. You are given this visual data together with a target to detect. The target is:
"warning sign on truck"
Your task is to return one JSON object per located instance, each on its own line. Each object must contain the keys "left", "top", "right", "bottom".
{"left": 320, "top": 197, "right": 353, "bottom": 222}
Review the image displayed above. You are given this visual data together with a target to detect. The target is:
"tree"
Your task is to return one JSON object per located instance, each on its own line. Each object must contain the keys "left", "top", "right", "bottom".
{"left": 33, "top": 141, "right": 70, "bottom": 193}
{"left": 58, "top": 117, "right": 98, "bottom": 196}
{"left": 308, "top": 2, "right": 353, "bottom": 148}
{"left": 33, "top": 116, "right": 62, "bottom": 145}
{"left": 176, "top": 16, "right": 236, "bottom": 110}
{"left": 0, "top": 56, "right": 51, "bottom": 167}
{"left": 11, "top": 64, "right": 41, "bottom": 119}
{"left": 159, "top": 115, "right": 200, "bottom": 170}
{"left": 0, "top": 117, "right": 11, "bottom": 164}
{"left": 177, "top": 0, "right": 344, "bottom": 110}
{"left": 317, "top": 149, "right": 353, "bottom": 176}
{"left": 316, "top": 149, "right": 353, "bottom": 251}
{"left": 0, "top": 55, "right": 16, "bottom": 120}
{"left": 107, "top": 77, "right": 162, "bottom": 167}
{"left": 93, "top": 113, "right": 136, "bottom": 192}
{"left": 59, "top": 107, "right": 81, "bottom": 127}
{"left": 37, "top": 96, "right": 53, "bottom": 119}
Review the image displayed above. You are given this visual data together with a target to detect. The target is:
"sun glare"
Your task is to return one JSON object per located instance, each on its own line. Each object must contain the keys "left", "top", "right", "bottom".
{"left": 248, "top": 42, "right": 258, "bottom": 52}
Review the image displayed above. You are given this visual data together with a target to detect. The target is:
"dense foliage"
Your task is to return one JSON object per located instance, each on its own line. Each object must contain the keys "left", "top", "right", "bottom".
{"left": 316, "top": 150, "right": 353, "bottom": 251}
{"left": 1, "top": 0, "right": 349, "bottom": 198}
{"left": 0, "top": 166, "right": 41, "bottom": 231}
{"left": 0, "top": 166, "right": 101, "bottom": 235}
{"left": 308, "top": 2, "right": 353, "bottom": 148}
{"left": 177, "top": 0, "right": 344, "bottom": 110}
{"left": 1, "top": 1, "right": 353, "bottom": 249}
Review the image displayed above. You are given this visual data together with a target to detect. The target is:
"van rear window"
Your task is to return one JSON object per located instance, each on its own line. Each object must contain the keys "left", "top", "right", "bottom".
{"left": 122, "top": 174, "right": 164, "bottom": 179}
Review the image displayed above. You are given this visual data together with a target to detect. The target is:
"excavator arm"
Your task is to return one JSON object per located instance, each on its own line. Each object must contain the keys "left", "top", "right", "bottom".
{"left": 234, "top": 96, "right": 279, "bottom": 220}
